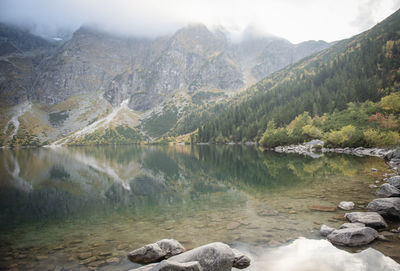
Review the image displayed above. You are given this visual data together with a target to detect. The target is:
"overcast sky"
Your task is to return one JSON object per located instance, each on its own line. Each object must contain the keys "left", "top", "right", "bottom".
{"left": 1, "top": 0, "right": 400, "bottom": 43}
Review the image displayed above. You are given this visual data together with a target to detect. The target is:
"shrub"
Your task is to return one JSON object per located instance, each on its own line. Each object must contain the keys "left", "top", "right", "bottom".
{"left": 363, "top": 129, "right": 400, "bottom": 147}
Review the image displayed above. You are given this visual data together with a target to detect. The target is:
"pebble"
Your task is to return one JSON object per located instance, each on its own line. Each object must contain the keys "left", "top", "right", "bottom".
{"left": 258, "top": 209, "right": 279, "bottom": 216}
{"left": 309, "top": 205, "right": 336, "bottom": 212}
{"left": 88, "top": 260, "right": 105, "bottom": 268}
{"left": 226, "top": 222, "right": 241, "bottom": 230}
{"left": 377, "top": 235, "right": 389, "bottom": 241}
{"left": 99, "top": 251, "right": 112, "bottom": 257}
{"left": 369, "top": 184, "right": 378, "bottom": 188}
{"left": 106, "top": 257, "right": 120, "bottom": 264}
{"left": 78, "top": 252, "right": 93, "bottom": 260}
{"left": 80, "top": 256, "right": 97, "bottom": 265}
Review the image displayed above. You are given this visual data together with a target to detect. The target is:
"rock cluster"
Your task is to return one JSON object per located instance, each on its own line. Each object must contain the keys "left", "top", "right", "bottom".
{"left": 320, "top": 159, "right": 400, "bottom": 248}
{"left": 128, "top": 241, "right": 251, "bottom": 271}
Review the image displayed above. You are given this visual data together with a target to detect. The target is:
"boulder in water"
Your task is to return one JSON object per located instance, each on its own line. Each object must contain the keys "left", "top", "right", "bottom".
{"left": 327, "top": 227, "right": 378, "bottom": 246}
{"left": 345, "top": 212, "right": 387, "bottom": 229}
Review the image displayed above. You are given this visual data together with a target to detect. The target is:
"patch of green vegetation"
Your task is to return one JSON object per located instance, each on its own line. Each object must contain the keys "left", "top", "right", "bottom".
{"left": 192, "top": 91, "right": 225, "bottom": 105}
{"left": 10, "top": 128, "right": 42, "bottom": 148}
{"left": 68, "top": 125, "right": 143, "bottom": 145}
{"left": 143, "top": 107, "right": 179, "bottom": 138}
{"left": 258, "top": 92, "right": 400, "bottom": 148}
{"left": 49, "top": 110, "right": 69, "bottom": 126}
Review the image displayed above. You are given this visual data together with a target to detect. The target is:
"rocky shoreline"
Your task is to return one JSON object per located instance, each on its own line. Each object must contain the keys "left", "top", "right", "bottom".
{"left": 123, "top": 146, "right": 400, "bottom": 270}
{"left": 316, "top": 147, "right": 400, "bottom": 251}
{"left": 269, "top": 140, "right": 400, "bottom": 173}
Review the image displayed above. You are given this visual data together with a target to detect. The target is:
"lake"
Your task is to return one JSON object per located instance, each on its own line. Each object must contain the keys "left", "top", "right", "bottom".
{"left": 0, "top": 145, "right": 399, "bottom": 271}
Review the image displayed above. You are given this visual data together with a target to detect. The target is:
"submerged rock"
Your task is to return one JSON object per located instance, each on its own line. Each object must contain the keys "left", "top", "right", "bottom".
{"left": 345, "top": 212, "right": 387, "bottom": 229}
{"left": 338, "top": 201, "right": 355, "bottom": 211}
{"left": 320, "top": 224, "right": 335, "bottom": 237}
{"left": 128, "top": 239, "right": 185, "bottom": 264}
{"left": 367, "top": 198, "right": 400, "bottom": 219}
{"left": 309, "top": 205, "right": 336, "bottom": 212}
{"left": 327, "top": 227, "right": 378, "bottom": 246}
{"left": 376, "top": 183, "right": 400, "bottom": 197}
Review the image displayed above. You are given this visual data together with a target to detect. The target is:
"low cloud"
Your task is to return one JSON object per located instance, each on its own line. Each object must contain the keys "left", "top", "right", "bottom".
{"left": 0, "top": 0, "right": 399, "bottom": 42}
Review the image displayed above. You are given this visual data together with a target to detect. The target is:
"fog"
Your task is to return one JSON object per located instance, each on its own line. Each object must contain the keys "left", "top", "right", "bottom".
{"left": 1, "top": 0, "right": 400, "bottom": 43}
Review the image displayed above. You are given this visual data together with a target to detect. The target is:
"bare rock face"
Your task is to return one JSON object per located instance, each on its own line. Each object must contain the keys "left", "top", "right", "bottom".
{"left": 367, "top": 198, "right": 400, "bottom": 219}
{"left": 345, "top": 212, "right": 387, "bottom": 229}
{"left": 128, "top": 239, "right": 185, "bottom": 264}
{"left": 327, "top": 227, "right": 378, "bottom": 246}
{"left": 376, "top": 183, "right": 400, "bottom": 197}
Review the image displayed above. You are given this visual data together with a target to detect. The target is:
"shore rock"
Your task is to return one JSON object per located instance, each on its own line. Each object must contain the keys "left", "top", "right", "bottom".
{"left": 345, "top": 212, "right": 387, "bottom": 229}
{"left": 339, "top": 222, "right": 365, "bottom": 229}
{"left": 384, "top": 150, "right": 400, "bottom": 161}
{"left": 386, "top": 176, "right": 400, "bottom": 189}
{"left": 367, "top": 198, "right": 400, "bottom": 219}
{"left": 232, "top": 249, "right": 251, "bottom": 269}
{"left": 132, "top": 260, "right": 202, "bottom": 271}
{"left": 327, "top": 227, "right": 378, "bottom": 246}
{"left": 376, "top": 183, "right": 400, "bottom": 197}
{"left": 167, "top": 242, "right": 235, "bottom": 271}
{"left": 128, "top": 239, "right": 185, "bottom": 264}
{"left": 320, "top": 224, "right": 335, "bottom": 237}
{"left": 338, "top": 201, "right": 355, "bottom": 211}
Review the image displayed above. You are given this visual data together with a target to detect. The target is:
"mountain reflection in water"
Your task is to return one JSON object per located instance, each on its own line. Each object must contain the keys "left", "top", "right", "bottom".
{"left": 0, "top": 145, "right": 398, "bottom": 270}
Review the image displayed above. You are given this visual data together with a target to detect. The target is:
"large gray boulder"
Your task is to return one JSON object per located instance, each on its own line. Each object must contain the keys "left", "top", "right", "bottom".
{"left": 320, "top": 224, "right": 335, "bottom": 237}
{"left": 376, "top": 183, "right": 400, "bottom": 197}
{"left": 345, "top": 212, "right": 387, "bottom": 229}
{"left": 128, "top": 239, "right": 185, "bottom": 264}
{"left": 386, "top": 176, "right": 400, "bottom": 189}
{"left": 132, "top": 260, "right": 202, "bottom": 271}
{"left": 167, "top": 242, "right": 236, "bottom": 271}
{"left": 327, "top": 227, "right": 378, "bottom": 246}
{"left": 367, "top": 198, "right": 400, "bottom": 219}
{"left": 339, "top": 222, "right": 365, "bottom": 229}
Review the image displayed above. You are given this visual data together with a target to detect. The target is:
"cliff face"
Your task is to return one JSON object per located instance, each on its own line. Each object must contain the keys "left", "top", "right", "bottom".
{"left": 0, "top": 23, "right": 331, "bottom": 145}
{"left": 29, "top": 24, "right": 329, "bottom": 110}
{"left": 0, "top": 23, "right": 53, "bottom": 105}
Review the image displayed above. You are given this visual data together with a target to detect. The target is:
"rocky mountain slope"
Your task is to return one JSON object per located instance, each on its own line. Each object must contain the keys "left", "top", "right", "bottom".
{"left": 192, "top": 9, "right": 400, "bottom": 144}
{"left": 0, "top": 23, "right": 330, "bottom": 146}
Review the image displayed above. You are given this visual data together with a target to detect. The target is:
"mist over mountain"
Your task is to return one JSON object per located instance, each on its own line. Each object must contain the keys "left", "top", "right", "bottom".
{"left": 0, "top": 22, "right": 330, "bottom": 146}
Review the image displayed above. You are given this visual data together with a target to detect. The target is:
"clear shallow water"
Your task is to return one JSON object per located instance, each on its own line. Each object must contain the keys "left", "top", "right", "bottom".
{"left": 0, "top": 145, "right": 399, "bottom": 271}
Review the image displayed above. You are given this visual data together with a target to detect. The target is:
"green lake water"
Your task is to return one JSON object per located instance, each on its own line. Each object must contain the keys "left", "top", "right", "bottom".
{"left": 0, "top": 145, "right": 399, "bottom": 271}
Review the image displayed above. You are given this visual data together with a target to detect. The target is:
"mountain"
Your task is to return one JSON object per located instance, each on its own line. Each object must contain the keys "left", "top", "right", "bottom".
{"left": 0, "top": 23, "right": 330, "bottom": 147}
{"left": 0, "top": 23, "right": 54, "bottom": 105}
{"left": 191, "top": 9, "right": 400, "bottom": 144}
